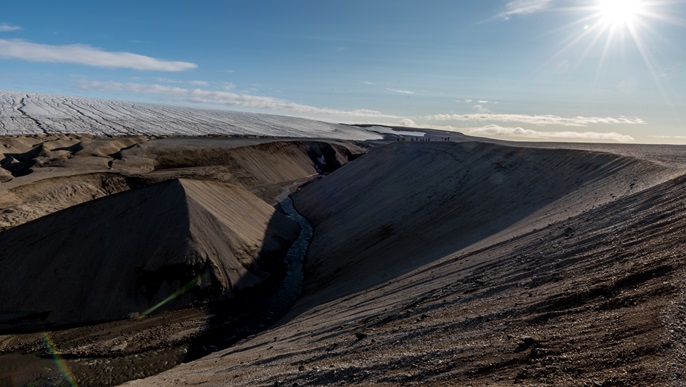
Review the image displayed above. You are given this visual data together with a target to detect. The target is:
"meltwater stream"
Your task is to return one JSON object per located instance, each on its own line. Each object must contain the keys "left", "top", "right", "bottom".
{"left": 192, "top": 195, "right": 314, "bottom": 351}
{"left": 255, "top": 195, "right": 313, "bottom": 321}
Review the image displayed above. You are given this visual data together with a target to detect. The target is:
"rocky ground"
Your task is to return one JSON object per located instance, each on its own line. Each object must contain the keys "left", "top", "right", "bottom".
{"left": 127, "top": 141, "right": 686, "bottom": 386}
{"left": 1, "top": 134, "right": 686, "bottom": 386}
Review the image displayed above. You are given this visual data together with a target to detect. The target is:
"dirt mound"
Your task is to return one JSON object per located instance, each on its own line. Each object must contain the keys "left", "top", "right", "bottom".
{"left": 292, "top": 141, "right": 672, "bottom": 306}
{"left": 135, "top": 171, "right": 686, "bottom": 386}
{"left": 126, "top": 142, "right": 686, "bottom": 386}
{"left": 0, "top": 179, "right": 299, "bottom": 330}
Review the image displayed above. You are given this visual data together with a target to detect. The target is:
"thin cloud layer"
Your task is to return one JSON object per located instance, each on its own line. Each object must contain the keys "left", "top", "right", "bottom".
{"left": 472, "top": 104, "right": 491, "bottom": 114}
{"left": 0, "top": 23, "right": 21, "bottom": 32}
{"left": 427, "top": 113, "right": 645, "bottom": 127}
{"left": 157, "top": 78, "right": 209, "bottom": 86}
{"left": 0, "top": 39, "right": 197, "bottom": 71}
{"left": 79, "top": 80, "right": 401, "bottom": 119}
{"left": 497, "top": 0, "right": 552, "bottom": 20}
{"left": 466, "top": 124, "right": 635, "bottom": 143}
{"left": 651, "top": 135, "right": 686, "bottom": 139}
{"left": 386, "top": 88, "right": 415, "bottom": 95}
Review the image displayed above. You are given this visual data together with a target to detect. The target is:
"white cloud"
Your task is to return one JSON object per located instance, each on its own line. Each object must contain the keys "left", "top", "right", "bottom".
{"left": 0, "top": 39, "right": 197, "bottom": 71}
{"left": 472, "top": 104, "right": 490, "bottom": 114}
{"left": 459, "top": 98, "right": 499, "bottom": 105}
{"left": 426, "top": 113, "right": 645, "bottom": 127}
{"left": 386, "top": 88, "right": 415, "bottom": 95}
{"left": 399, "top": 118, "right": 417, "bottom": 127}
{"left": 497, "top": 0, "right": 552, "bottom": 20}
{"left": 222, "top": 82, "right": 236, "bottom": 91}
{"left": 466, "top": 124, "right": 635, "bottom": 143}
{"left": 157, "top": 78, "right": 210, "bottom": 86}
{"left": 78, "top": 80, "right": 401, "bottom": 119}
{"left": 0, "top": 23, "right": 21, "bottom": 32}
{"left": 188, "top": 80, "right": 209, "bottom": 86}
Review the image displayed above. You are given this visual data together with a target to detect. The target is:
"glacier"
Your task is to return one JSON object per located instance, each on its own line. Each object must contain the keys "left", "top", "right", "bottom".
{"left": 0, "top": 91, "right": 382, "bottom": 140}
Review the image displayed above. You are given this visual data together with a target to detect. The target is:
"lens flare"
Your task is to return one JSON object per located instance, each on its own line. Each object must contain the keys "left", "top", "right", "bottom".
{"left": 537, "top": 0, "right": 680, "bottom": 109}
{"left": 42, "top": 332, "right": 78, "bottom": 387}
{"left": 138, "top": 275, "right": 201, "bottom": 318}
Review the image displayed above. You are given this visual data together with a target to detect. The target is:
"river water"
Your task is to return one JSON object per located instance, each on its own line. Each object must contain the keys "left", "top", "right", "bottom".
{"left": 268, "top": 196, "right": 313, "bottom": 314}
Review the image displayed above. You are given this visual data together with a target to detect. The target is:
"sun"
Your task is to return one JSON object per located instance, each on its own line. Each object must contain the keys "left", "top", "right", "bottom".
{"left": 543, "top": 0, "right": 679, "bottom": 108}
{"left": 596, "top": 0, "right": 644, "bottom": 28}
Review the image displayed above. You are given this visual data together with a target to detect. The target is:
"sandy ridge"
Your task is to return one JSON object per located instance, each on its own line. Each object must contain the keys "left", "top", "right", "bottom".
{"left": 0, "top": 178, "right": 299, "bottom": 330}
{"left": 125, "top": 140, "right": 686, "bottom": 386}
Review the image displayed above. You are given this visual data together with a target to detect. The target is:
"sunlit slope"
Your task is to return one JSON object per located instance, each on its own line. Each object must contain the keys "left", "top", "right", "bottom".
{"left": 293, "top": 141, "right": 673, "bottom": 306}
{"left": 0, "top": 179, "right": 298, "bottom": 330}
{"left": 0, "top": 91, "right": 380, "bottom": 140}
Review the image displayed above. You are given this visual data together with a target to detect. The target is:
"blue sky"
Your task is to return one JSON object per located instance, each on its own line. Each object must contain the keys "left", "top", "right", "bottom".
{"left": 1, "top": 0, "right": 685, "bottom": 143}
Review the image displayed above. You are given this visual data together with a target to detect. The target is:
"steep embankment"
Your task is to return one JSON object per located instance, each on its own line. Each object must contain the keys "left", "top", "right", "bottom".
{"left": 127, "top": 141, "right": 686, "bottom": 386}
{"left": 292, "top": 141, "right": 673, "bottom": 307}
{"left": 132, "top": 139, "right": 363, "bottom": 201}
{"left": 0, "top": 179, "right": 299, "bottom": 330}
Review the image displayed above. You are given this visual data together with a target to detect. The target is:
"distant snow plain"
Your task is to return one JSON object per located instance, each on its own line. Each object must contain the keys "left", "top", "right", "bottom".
{"left": 0, "top": 91, "right": 383, "bottom": 140}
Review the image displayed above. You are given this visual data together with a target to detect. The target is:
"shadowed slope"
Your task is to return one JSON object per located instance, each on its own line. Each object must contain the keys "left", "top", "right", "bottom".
{"left": 292, "top": 141, "right": 672, "bottom": 307}
{"left": 0, "top": 179, "right": 299, "bottom": 330}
